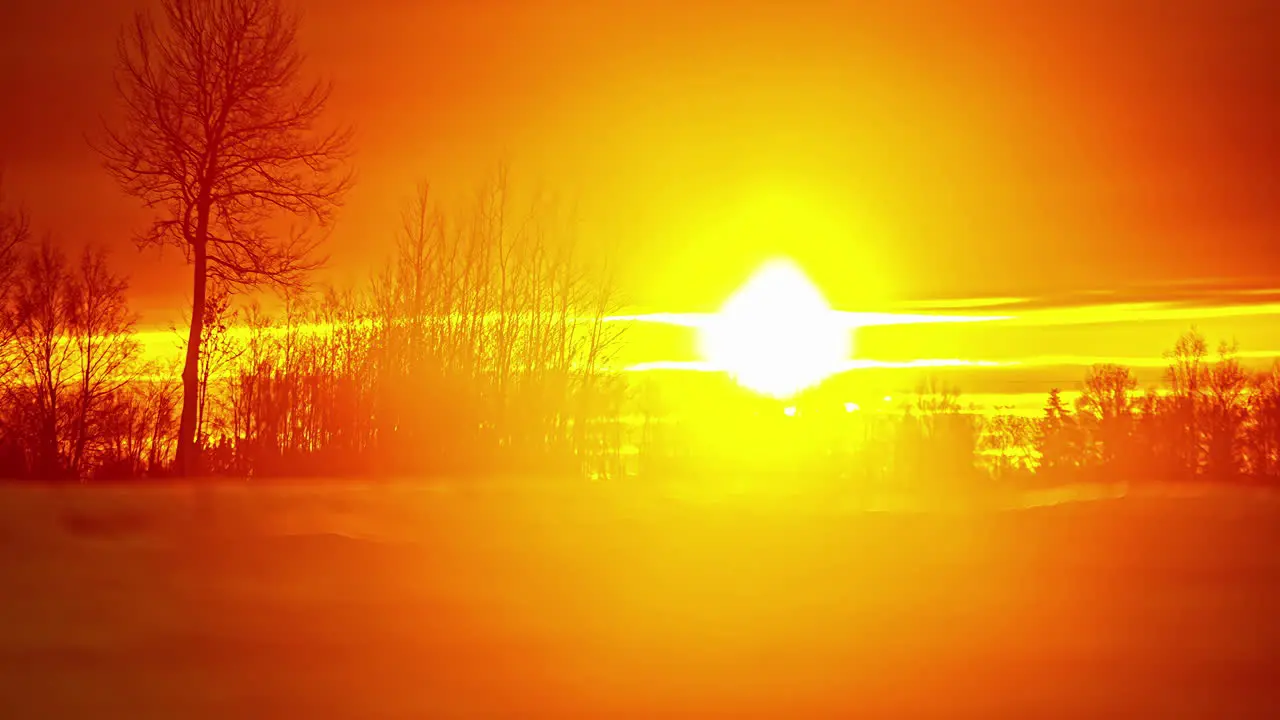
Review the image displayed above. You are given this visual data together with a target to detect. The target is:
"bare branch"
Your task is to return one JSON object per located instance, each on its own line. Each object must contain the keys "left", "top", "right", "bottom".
{"left": 97, "top": 0, "right": 351, "bottom": 274}
{"left": 96, "top": 0, "right": 352, "bottom": 475}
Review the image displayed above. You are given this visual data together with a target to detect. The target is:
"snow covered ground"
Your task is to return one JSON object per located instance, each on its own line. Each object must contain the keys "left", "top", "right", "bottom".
{"left": 2, "top": 480, "right": 1279, "bottom": 718}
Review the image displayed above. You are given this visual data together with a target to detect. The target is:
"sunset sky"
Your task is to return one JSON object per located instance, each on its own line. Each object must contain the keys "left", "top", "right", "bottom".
{"left": 3, "top": 0, "right": 1279, "bottom": 402}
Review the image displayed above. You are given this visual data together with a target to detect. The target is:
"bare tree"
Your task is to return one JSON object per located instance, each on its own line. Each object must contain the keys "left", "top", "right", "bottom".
{"left": 1079, "top": 364, "right": 1137, "bottom": 420}
{"left": 1076, "top": 363, "right": 1137, "bottom": 469}
{"left": 1246, "top": 362, "right": 1280, "bottom": 478}
{"left": 1165, "top": 328, "right": 1209, "bottom": 475}
{"left": 4, "top": 240, "right": 77, "bottom": 477}
{"left": 67, "top": 247, "right": 142, "bottom": 476}
{"left": 1204, "top": 340, "right": 1248, "bottom": 478}
{"left": 913, "top": 376, "right": 962, "bottom": 420}
{"left": 0, "top": 179, "right": 31, "bottom": 384}
{"left": 97, "top": 0, "right": 352, "bottom": 475}
{"left": 0, "top": 181, "right": 26, "bottom": 273}
{"left": 981, "top": 408, "right": 1035, "bottom": 480}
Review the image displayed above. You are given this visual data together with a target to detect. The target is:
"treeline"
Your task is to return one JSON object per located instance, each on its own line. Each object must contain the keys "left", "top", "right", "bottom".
{"left": 945, "top": 330, "right": 1280, "bottom": 486}
{"left": 634, "top": 332, "right": 1280, "bottom": 490}
{"left": 8, "top": 180, "right": 1280, "bottom": 484}
{"left": 1026, "top": 331, "right": 1280, "bottom": 484}
{"left": 893, "top": 330, "right": 1280, "bottom": 488}
{"left": 0, "top": 176, "right": 629, "bottom": 480}
{"left": 0, "top": 197, "right": 171, "bottom": 479}
{"left": 197, "top": 176, "right": 627, "bottom": 479}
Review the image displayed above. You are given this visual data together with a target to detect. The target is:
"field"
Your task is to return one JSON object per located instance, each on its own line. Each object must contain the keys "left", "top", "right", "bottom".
{"left": 3, "top": 480, "right": 1280, "bottom": 718}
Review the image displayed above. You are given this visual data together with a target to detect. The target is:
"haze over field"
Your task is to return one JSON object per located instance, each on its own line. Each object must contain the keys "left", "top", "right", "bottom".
{"left": 4, "top": 482, "right": 1280, "bottom": 717}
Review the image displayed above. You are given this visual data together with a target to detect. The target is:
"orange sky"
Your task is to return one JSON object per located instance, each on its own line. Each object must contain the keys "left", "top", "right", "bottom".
{"left": 2, "top": 0, "right": 1278, "bottom": 325}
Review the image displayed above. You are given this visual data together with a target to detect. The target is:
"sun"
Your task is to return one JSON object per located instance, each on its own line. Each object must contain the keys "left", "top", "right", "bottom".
{"left": 698, "top": 259, "right": 852, "bottom": 398}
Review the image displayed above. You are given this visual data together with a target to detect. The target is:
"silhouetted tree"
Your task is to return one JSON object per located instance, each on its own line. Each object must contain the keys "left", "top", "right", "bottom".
{"left": 1165, "top": 328, "right": 1209, "bottom": 476}
{"left": 98, "top": 0, "right": 352, "bottom": 475}
{"left": 981, "top": 408, "right": 1035, "bottom": 480}
{"left": 3, "top": 240, "right": 77, "bottom": 477}
{"left": 225, "top": 301, "right": 281, "bottom": 474}
{"left": 1036, "top": 388, "right": 1083, "bottom": 479}
{"left": 66, "top": 247, "right": 141, "bottom": 476}
{"left": 1132, "top": 388, "right": 1180, "bottom": 481}
{"left": 1204, "top": 341, "right": 1248, "bottom": 479}
{"left": 1245, "top": 362, "right": 1280, "bottom": 479}
{"left": 914, "top": 376, "right": 962, "bottom": 417}
{"left": 899, "top": 377, "right": 976, "bottom": 488}
{"left": 94, "top": 374, "right": 179, "bottom": 478}
{"left": 0, "top": 180, "right": 30, "bottom": 384}
{"left": 1, "top": 242, "right": 142, "bottom": 478}
{"left": 1076, "top": 363, "right": 1137, "bottom": 471}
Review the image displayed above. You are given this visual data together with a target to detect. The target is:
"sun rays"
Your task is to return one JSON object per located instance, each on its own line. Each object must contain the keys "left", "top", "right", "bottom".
{"left": 616, "top": 258, "right": 1012, "bottom": 397}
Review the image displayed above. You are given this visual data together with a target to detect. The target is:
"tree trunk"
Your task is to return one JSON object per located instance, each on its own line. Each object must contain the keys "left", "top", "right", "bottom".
{"left": 175, "top": 237, "right": 208, "bottom": 477}
{"left": 72, "top": 339, "right": 93, "bottom": 478}
{"left": 72, "top": 387, "right": 89, "bottom": 478}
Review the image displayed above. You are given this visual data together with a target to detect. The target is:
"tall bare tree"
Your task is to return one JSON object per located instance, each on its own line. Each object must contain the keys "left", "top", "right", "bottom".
{"left": 97, "top": 0, "right": 352, "bottom": 475}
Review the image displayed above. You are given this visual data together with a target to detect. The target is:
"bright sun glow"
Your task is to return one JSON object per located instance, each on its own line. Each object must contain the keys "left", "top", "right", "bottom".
{"left": 698, "top": 258, "right": 852, "bottom": 398}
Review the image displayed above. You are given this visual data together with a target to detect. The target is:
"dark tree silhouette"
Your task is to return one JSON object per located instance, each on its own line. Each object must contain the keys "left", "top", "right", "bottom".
{"left": 1204, "top": 341, "right": 1248, "bottom": 478}
{"left": 1246, "top": 363, "right": 1280, "bottom": 478}
{"left": 1036, "top": 388, "right": 1082, "bottom": 478}
{"left": 1165, "top": 328, "right": 1209, "bottom": 476}
{"left": 67, "top": 248, "right": 141, "bottom": 475}
{"left": 0, "top": 180, "right": 31, "bottom": 384}
{"left": 1076, "top": 363, "right": 1137, "bottom": 469}
{"left": 97, "top": 0, "right": 352, "bottom": 475}
{"left": 981, "top": 408, "right": 1035, "bottom": 480}
{"left": 0, "top": 181, "right": 26, "bottom": 278}
{"left": 3, "top": 241, "right": 76, "bottom": 477}
{"left": 1133, "top": 388, "right": 1179, "bottom": 481}
{"left": 1, "top": 242, "right": 141, "bottom": 478}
